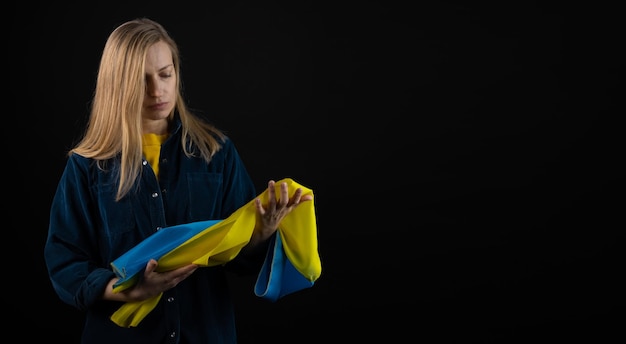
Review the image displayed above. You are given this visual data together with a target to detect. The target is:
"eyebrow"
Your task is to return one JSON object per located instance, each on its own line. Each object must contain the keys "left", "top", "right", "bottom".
{"left": 158, "top": 64, "right": 174, "bottom": 72}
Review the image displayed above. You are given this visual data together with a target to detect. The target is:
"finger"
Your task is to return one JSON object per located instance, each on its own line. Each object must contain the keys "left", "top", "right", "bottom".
{"left": 292, "top": 188, "right": 313, "bottom": 204}
{"left": 279, "top": 182, "right": 289, "bottom": 207}
{"left": 267, "top": 180, "right": 276, "bottom": 210}
{"left": 300, "top": 194, "right": 313, "bottom": 202}
{"left": 145, "top": 259, "right": 159, "bottom": 274}
{"left": 255, "top": 198, "right": 265, "bottom": 215}
{"left": 290, "top": 188, "right": 303, "bottom": 206}
{"left": 164, "top": 265, "right": 197, "bottom": 290}
{"left": 177, "top": 264, "right": 198, "bottom": 275}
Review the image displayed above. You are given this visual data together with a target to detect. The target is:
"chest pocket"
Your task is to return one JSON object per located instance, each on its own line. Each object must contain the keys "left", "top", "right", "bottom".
{"left": 97, "top": 184, "right": 135, "bottom": 232}
{"left": 186, "top": 172, "right": 223, "bottom": 221}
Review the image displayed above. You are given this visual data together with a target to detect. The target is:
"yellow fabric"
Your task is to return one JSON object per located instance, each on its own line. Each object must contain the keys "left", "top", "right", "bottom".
{"left": 141, "top": 133, "right": 168, "bottom": 178}
{"left": 109, "top": 178, "right": 320, "bottom": 327}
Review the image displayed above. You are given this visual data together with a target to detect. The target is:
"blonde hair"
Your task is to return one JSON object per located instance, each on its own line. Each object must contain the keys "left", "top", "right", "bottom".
{"left": 71, "top": 18, "right": 225, "bottom": 201}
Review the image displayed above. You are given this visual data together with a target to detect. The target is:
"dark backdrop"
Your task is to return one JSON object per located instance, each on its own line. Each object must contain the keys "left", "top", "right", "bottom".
{"left": 7, "top": 1, "right": 622, "bottom": 343}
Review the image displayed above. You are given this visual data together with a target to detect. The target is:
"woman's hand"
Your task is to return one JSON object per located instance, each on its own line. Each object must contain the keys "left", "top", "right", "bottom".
{"left": 249, "top": 180, "right": 313, "bottom": 248}
{"left": 103, "top": 259, "right": 198, "bottom": 302}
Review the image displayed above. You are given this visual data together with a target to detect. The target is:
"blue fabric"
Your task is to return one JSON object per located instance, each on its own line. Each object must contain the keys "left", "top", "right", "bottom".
{"left": 254, "top": 232, "right": 315, "bottom": 301}
{"left": 111, "top": 220, "right": 221, "bottom": 289}
{"left": 110, "top": 222, "right": 315, "bottom": 303}
{"left": 107, "top": 177, "right": 320, "bottom": 327}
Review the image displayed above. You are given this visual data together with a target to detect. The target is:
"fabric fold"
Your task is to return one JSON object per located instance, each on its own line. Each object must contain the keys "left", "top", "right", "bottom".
{"left": 108, "top": 178, "right": 320, "bottom": 327}
{"left": 254, "top": 232, "right": 316, "bottom": 301}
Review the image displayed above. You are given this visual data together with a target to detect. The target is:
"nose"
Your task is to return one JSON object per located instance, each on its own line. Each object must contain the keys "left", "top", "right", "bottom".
{"left": 146, "top": 78, "right": 163, "bottom": 98}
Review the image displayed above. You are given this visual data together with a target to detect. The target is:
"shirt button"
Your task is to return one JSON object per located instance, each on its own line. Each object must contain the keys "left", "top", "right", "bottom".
{"left": 142, "top": 160, "right": 148, "bottom": 166}
{"left": 167, "top": 297, "right": 175, "bottom": 302}
{"left": 170, "top": 331, "right": 176, "bottom": 338}
{"left": 151, "top": 192, "right": 158, "bottom": 198}
{"left": 156, "top": 226, "right": 162, "bottom": 231}
{"left": 161, "top": 158, "right": 168, "bottom": 164}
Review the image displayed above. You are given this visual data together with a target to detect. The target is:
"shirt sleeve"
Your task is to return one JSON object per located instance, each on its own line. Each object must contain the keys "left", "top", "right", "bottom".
{"left": 217, "top": 138, "right": 271, "bottom": 273}
{"left": 218, "top": 137, "right": 257, "bottom": 217}
{"left": 44, "top": 154, "right": 116, "bottom": 311}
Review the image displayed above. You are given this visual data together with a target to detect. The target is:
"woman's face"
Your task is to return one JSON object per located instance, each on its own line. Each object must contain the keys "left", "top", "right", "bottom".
{"left": 142, "top": 40, "right": 177, "bottom": 132}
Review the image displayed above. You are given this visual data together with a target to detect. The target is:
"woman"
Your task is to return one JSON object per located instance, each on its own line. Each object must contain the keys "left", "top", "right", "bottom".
{"left": 44, "top": 17, "right": 311, "bottom": 343}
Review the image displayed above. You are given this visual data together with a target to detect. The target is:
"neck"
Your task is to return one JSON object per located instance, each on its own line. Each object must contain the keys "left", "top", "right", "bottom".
{"left": 142, "top": 118, "right": 169, "bottom": 135}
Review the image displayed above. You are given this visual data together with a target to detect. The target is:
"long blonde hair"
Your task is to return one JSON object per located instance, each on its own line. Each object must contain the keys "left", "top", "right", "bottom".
{"left": 71, "top": 18, "right": 225, "bottom": 201}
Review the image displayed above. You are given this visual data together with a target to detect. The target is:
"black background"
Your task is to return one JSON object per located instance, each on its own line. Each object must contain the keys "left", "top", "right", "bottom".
{"left": 7, "top": 1, "right": 622, "bottom": 343}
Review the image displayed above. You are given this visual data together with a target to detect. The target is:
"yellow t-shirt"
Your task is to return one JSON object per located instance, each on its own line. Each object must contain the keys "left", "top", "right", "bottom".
{"left": 142, "top": 133, "right": 168, "bottom": 178}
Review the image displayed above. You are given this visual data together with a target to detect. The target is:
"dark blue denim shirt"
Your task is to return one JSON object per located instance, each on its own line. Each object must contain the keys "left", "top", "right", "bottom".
{"left": 45, "top": 118, "right": 263, "bottom": 344}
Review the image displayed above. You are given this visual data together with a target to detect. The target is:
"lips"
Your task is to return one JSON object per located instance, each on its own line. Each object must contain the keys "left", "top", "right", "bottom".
{"left": 148, "top": 102, "right": 168, "bottom": 110}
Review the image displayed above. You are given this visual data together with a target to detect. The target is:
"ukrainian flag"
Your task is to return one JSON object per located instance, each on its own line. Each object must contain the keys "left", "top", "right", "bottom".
{"left": 109, "top": 178, "right": 321, "bottom": 327}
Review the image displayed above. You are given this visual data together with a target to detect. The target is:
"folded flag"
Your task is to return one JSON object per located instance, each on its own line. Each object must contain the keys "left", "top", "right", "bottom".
{"left": 109, "top": 178, "right": 321, "bottom": 327}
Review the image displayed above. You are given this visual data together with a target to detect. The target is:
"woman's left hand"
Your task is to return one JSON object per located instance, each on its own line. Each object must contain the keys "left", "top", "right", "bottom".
{"left": 252, "top": 179, "right": 313, "bottom": 242}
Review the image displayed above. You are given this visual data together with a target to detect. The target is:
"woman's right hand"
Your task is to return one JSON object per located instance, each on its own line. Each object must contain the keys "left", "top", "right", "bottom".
{"left": 103, "top": 259, "right": 198, "bottom": 302}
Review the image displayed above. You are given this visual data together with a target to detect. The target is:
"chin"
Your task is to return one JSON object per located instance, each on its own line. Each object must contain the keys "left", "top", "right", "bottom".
{"left": 145, "top": 109, "right": 173, "bottom": 120}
